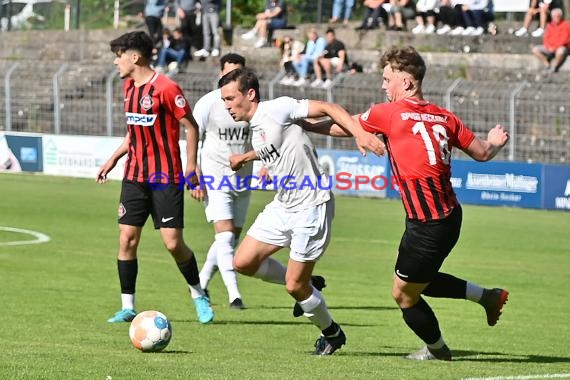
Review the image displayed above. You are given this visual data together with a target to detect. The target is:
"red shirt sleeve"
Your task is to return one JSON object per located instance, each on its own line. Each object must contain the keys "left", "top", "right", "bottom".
{"left": 161, "top": 81, "right": 191, "bottom": 121}
{"left": 358, "top": 104, "right": 391, "bottom": 135}
{"left": 453, "top": 114, "right": 476, "bottom": 149}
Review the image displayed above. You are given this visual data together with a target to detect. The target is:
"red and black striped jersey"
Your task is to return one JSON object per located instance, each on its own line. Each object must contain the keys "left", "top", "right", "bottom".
{"left": 122, "top": 72, "right": 190, "bottom": 183}
{"left": 359, "top": 98, "right": 476, "bottom": 222}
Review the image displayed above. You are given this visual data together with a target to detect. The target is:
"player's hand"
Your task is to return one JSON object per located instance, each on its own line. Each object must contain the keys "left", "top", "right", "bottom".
{"left": 191, "top": 187, "right": 206, "bottom": 202}
{"left": 355, "top": 131, "right": 385, "bottom": 157}
{"left": 183, "top": 166, "right": 201, "bottom": 190}
{"left": 488, "top": 124, "right": 509, "bottom": 148}
{"left": 258, "top": 166, "right": 271, "bottom": 183}
{"left": 229, "top": 154, "right": 245, "bottom": 171}
{"left": 96, "top": 160, "right": 115, "bottom": 183}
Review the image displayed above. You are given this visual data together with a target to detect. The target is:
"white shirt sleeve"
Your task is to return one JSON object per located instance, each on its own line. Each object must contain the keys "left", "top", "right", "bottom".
{"left": 192, "top": 89, "right": 221, "bottom": 140}
{"left": 269, "top": 96, "right": 310, "bottom": 122}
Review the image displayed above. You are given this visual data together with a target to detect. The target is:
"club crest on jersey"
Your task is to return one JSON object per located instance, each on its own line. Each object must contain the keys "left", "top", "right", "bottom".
{"left": 175, "top": 95, "right": 186, "bottom": 108}
{"left": 118, "top": 203, "right": 126, "bottom": 218}
{"left": 140, "top": 95, "right": 154, "bottom": 110}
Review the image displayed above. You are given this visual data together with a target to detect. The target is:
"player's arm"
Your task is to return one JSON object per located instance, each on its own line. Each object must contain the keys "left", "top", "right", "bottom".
{"left": 462, "top": 124, "right": 509, "bottom": 162}
{"left": 299, "top": 117, "right": 352, "bottom": 137}
{"left": 180, "top": 113, "right": 201, "bottom": 188}
{"left": 229, "top": 150, "right": 259, "bottom": 171}
{"left": 306, "top": 100, "right": 385, "bottom": 156}
{"left": 96, "top": 132, "right": 129, "bottom": 183}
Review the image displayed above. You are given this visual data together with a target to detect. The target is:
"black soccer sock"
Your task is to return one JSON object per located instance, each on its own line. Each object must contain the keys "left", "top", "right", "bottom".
{"left": 118, "top": 259, "right": 138, "bottom": 294}
{"left": 401, "top": 297, "right": 441, "bottom": 345}
{"left": 422, "top": 272, "right": 467, "bottom": 299}
{"left": 322, "top": 321, "right": 340, "bottom": 338}
{"left": 177, "top": 256, "right": 201, "bottom": 286}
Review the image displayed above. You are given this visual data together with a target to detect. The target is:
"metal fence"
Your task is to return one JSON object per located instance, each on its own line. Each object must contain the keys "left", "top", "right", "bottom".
{"left": 1, "top": 61, "right": 568, "bottom": 164}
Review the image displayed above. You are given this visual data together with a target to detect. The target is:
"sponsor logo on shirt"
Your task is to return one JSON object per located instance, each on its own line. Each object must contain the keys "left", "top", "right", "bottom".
{"left": 126, "top": 112, "right": 157, "bottom": 126}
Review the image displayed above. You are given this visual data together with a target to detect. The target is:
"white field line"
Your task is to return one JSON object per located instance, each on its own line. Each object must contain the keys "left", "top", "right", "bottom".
{"left": 463, "top": 373, "right": 570, "bottom": 380}
{"left": 0, "top": 226, "right": 51, "bottom": 246}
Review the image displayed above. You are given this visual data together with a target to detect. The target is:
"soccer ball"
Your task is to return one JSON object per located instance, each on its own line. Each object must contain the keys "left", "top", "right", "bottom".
{"left": 129, "top": 310, "right": 172, "bottom": 352}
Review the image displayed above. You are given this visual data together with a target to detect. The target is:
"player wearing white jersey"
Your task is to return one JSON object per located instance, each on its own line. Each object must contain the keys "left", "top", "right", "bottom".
{"left": 220, "top": 68, "right": 384, "bottom": 355}
{"left": 191, "top": 54, "right": 251, "bottom": 309}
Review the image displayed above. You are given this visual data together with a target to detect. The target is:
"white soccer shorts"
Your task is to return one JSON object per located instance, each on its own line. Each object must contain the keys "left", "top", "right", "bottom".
{"left": 204, "top": 189, "right": 251, "bottom": 228}
{"left": 247, "top": 198, "right": 335, "bottom": 262}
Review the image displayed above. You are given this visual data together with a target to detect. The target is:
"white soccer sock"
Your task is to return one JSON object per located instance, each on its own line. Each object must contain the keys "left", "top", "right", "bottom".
{"left": 199, "top": 241, "right": 218, "bottom": 290}
{"left": 215, "top": 231, "right": 242, "bottom": 302}
{"left": 121, "top": 293, "right": 135, "bottom": 310}
{"left": 299, "top": 288, "right": 333, "bottom": 330}
{"left": 427, "top": 336, "right": 447, "bottom": 350}
{"left": 188, "top": 284, "right": 205, "bottom": 299}
{"left": 254, "top": 257, "right": 286, "bottom": 285}
{"left": 466, "top": 282, "right": 484, "bottom": 302}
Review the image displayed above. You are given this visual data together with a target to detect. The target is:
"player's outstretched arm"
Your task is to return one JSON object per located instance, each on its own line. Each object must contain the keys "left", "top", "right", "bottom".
{"left": 96, "top": 132, "right": 129, "bottom": 183}
{"left": 463, "top": 124, "right": 509, "bottom": 162}
{"left": 300, "top": 118, "right": 352, "bottom": 137}
{"left": 229, "top": 150, "right": 259, "bottom": 171}
{"left": 306, "top": 100, "right": 385, "bottom": 156}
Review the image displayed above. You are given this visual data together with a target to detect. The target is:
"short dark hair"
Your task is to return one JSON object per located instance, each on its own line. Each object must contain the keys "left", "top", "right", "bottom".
{"left": 220, "top": 53, "right": 246, "bottom": 71}
{"left": 325, "top": 27, "right": 335, "bottom": 35}
{"left": 218, "top": 68, "right": 260, "bottom": 102}
{"left": 380, "top": 45, "right": 426, "bottom": 82}
{"left": 110, "top": 31, "right": 154, "bottom": 61}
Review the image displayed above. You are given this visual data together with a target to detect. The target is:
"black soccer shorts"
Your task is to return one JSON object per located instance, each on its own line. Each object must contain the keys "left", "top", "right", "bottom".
{"left": 118, "top": 180, "right": 184, "bottom": 229}
{"left": 394, "top": 205, "right": 462, "bottom": 283}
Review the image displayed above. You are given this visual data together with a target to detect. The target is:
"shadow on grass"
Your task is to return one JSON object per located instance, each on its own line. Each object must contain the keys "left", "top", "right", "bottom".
{"left": 343, "top": 347, "right": 570, "bottom": 363}
{"left": 253, "top": 305, "right": 397, "bottom": 312}
{"left": 160, "top": 350, "right": 193, "bottom": 354}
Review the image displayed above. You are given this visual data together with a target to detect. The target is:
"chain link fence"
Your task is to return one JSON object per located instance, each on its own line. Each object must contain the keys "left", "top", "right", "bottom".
{"left": 1, "top": 62, "right": 568, "bottom": 164}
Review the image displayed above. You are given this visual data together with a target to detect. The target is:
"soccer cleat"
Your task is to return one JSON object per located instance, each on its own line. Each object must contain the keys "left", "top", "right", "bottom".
{"left": 107, "top": 308, "right": 137, "bottom": 323}
{"left": 480, "top": 288, "right": 509, "bottom": 326}
{"left": 293, "top": 275, "right": 327, "bottom": 317}
{"left": 193, "top": 295, "right": 214, "bottom": 324}
{"left": 229, "top": 298, "right": 246, "bottom": 310}
{"left": 313, "top": 327, "right": 346, "bottom": 355}
{"left": 405, "top": 345, "right": 452, "bottom": 361}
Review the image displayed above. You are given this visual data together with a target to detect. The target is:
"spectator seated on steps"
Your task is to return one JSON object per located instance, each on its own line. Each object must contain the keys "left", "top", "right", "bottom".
{"left": 311, "top": 28, "right": 349, "bottom": 89}
{"left": 241, "top": 0, "right": 288, "bottom": 48}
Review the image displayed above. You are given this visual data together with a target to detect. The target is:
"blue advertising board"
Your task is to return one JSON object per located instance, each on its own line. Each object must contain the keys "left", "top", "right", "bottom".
{"left": 386, "top": 159, "right": 543, "bottom": 209}
{"left": 317, "top": 149, "right": 389, "bottom": 198}
{"left": 2, "top": 133, "right": 43, "bottom": 172}
{"left": 451, "top": 160, "right": 542, "bottom": 209}
{"left": 542, "top": 164, "right": 570, "bottom": 211}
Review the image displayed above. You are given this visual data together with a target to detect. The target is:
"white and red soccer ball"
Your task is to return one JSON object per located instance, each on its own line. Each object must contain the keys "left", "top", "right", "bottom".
{"left": 129, "top": 310, "right": 172, "bottom": 352}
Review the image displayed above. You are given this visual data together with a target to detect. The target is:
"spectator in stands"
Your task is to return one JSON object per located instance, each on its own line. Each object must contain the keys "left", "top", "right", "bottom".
{"left": 436, "top": 0, "right": 463, "bottom": 35}
{"left": 412, "top": 0, "right": 439, "bottom": 34}
{"left": 330, "top": 0, "right": 355, "bottom": 26}
{"left": 312, "top": 28, "right": 349, "bottom": 88}
{"left": 176, "top": 0, "right": 202, "bottom": 57}
{"left": 145, "top": 0, "right": 169, "bottom": 46}
{"left": 355, "top": 0, "right": 389, "bottom": 30}
{"left": 241, "top": 0, "right": 288, "bottom": 48}
{"left": 279, "top": 35, "right": 305, "bottom": 85}
{"left": 459, "top": 0, "right": 493, "bottom": 36}
{"left": 531, "top": 8, "right": 570, "bottom": 73}
{"left": 388, "top": 0, "right": 416, "bottom": 31}
{"left": 194, "top": 0, "right": 222, "bottom": 58}
{"left": 515, "top": 0, "right": 564, "bottom": 38}
{"left": 292, "top": 28, "right": 326, "bottom": 86}
{"left": 156, "top": 27, "right": 191, "bottom": 75}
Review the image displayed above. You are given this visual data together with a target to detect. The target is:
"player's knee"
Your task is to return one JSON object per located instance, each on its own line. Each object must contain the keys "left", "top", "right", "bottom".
{"left": 163, "top": 239, "right": 181, "bottom": 253}
{"left": 119, "top": 233, "right": 139, "bottom": 252}
{"left": 232, "top": 256, "right": 253, "bottom": 275}
{"left": 391, "top": 285, "right": 405, "bottom": 305}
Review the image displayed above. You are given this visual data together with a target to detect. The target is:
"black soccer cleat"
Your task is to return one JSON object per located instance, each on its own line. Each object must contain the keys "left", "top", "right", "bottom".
{"left": 229, "top": 298, "right": 246, "bottom": 310}
{"left": 293, "top": 275, "right": 327, "bottom": 317}
{"left": 313, "top": 327, "right": 346, "bottom": 355}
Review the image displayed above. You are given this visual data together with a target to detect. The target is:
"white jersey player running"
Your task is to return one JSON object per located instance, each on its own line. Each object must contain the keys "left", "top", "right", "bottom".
{"left": 191, "top": 54, "right": 252, "bottom": 309}
{"left": 221, "top": 68, "right": 385, "bottom": 355}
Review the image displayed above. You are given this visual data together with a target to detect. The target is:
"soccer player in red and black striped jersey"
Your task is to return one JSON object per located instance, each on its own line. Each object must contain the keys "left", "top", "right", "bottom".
{"left": 96, "top": 31, "right": 214, "bottom": 324}
{"left": 303, "top": 46, "right": 510, "bottom": 360}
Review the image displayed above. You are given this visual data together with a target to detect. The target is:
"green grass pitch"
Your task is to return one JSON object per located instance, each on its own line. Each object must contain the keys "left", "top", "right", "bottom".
{"left": 1, "top": 173, "right": 569, "bottom": 379}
